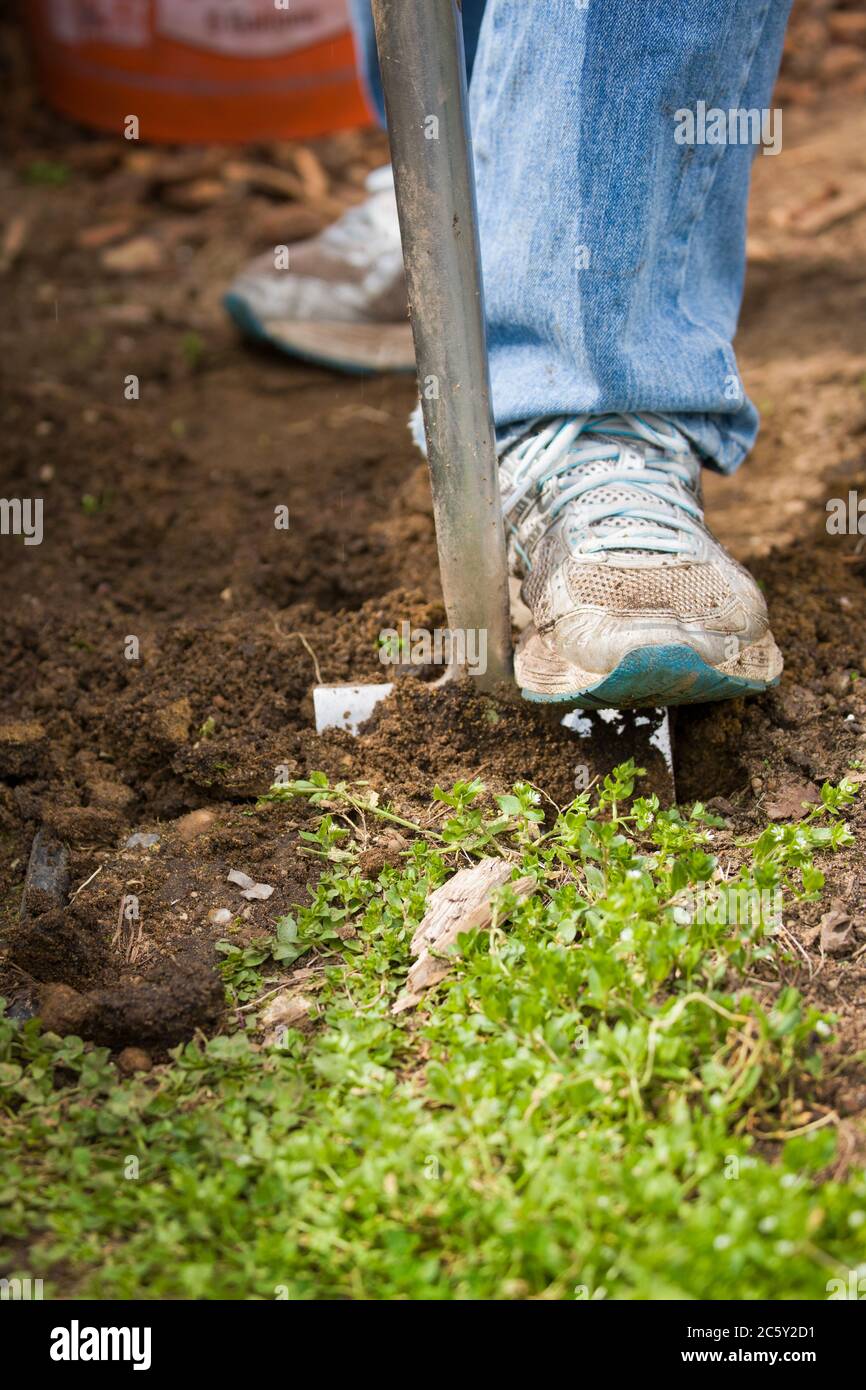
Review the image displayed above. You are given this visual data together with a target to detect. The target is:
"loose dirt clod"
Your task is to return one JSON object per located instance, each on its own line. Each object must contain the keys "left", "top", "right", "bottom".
{"left": 115, "top": 1046, "right": 153, "bottom": 1075}
{"left": 7, "top": 907, "right": 109, "bottom": 989}
{"left": 0, "top": 719, "right": 47, "bottom": 777}
{"left": 37, "top": 946, "right": 224, "bottom": 1049}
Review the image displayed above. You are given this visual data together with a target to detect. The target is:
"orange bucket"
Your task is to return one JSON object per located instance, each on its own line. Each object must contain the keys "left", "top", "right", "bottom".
{"left": 26, "top": 0, "right": 373, "bottom": 143}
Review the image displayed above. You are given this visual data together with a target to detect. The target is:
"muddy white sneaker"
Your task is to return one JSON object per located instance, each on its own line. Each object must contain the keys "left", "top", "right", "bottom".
{"left": 224, "top": 165, "right": 414, "bottom": 374}
{"left": 499, "top": 413, "right": 782, "bottom": 708}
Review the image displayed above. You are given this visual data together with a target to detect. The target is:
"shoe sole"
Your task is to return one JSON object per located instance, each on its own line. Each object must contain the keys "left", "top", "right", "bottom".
{"left": 516, "top": 626, "right": 782, "bottom": 710}
{"left": 224, "top": 292, "right": 416, "bottom": 375}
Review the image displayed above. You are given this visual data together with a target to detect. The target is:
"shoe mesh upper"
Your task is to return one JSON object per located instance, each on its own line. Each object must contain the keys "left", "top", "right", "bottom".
{"left": 564, "top": 559, "right": 729, "bottom": 614}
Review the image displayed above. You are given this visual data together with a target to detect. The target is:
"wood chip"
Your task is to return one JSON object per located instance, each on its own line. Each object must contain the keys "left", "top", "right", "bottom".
{"left": 781, "top": 188, "right": 866, "bottom": 237}
{"left": 0, "top": 214, "right": 28, "bottom": 274}
{"left": 160, "top": 178, "right": 226, "bottom": 212}
{"left": 393, "top": 858, "right": 536, "bottom": 1012}
{"left": 287, "top": 147, "right": 330, "bottom": 201}
{"left": 101, "top": 236, "right": 163, "bottom": 274}
{"left": 261, "top": 991, "right": 311, "bottom": 1030}
{"left": 223, "top": 159, "right": 304, "bottom": 200}
{"left": 77, "top": 220, "right": 134, "bottom": 250}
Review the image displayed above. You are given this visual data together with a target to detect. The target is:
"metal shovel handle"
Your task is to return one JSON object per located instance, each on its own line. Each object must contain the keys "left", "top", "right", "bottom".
{"left": 371, "top": 0, "right": 513, "bottom": 690}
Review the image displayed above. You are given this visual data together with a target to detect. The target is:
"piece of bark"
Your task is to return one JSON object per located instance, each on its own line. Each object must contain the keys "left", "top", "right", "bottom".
{"left": 260, "top": 991, "right": 313, "bottom": 1046}
{"left": 0, "top": 214, "right": 28, "bottom": 274}
{"left": 286, "top": 147, "right": 330, "bottom": 201}
{"left": 160, "top": 178, "right": 226, "bottom": 212}
{"left": 77, "top": 219, "right": 134, "bottom": 250}
{"left": 788, "top": 189, "right": 866, "bottom": 237}
{"left": 394, "top": 859, "right": 536, "bottom": 1012}
{"left": 261, "top": 991, "right": 312, "bottom": 1029}
{"left": 223, "top": 159, "right": 304, "bottom": 200}
{"left": 223, "top": 159, "right": 345, "bottom": 218}
{"left": 101, "top": 235, "right": 163, "bottom": 273}
{"left": 20, "top": 829, "right": 69, "bottom": 920}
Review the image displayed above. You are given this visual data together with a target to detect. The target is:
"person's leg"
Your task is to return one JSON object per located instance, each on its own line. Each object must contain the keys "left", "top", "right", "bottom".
{"left": 348, "top": 0, "right": 487, "bottom": 129}
{"left": 470, "top": 0, "right": 792, "bottom": 473}
{"left": 475, "top": 0, "right": 791, "bottom": 706}
{"left": 223, "top": 2, "right": 487, "bottom": 374}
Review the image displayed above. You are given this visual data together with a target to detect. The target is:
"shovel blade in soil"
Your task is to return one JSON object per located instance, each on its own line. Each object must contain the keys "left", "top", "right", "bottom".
{"left": 562, "top": 705, "right": 675, "bottom": 800}
{"left": 313, "top": 683, "right": 395, "bottom": 735}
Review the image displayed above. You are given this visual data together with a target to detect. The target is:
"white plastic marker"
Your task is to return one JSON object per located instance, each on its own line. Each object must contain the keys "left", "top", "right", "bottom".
{"left": 313, "top": 683, "right": 394, "bottom": 737}
{"left": 313, "top": 0, "right": 673, "bottom": 795}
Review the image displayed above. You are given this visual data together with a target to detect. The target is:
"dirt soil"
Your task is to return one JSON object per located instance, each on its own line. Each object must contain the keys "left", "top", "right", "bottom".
{"left": 1, "top": 6, "right": 866, "bottom": 1123}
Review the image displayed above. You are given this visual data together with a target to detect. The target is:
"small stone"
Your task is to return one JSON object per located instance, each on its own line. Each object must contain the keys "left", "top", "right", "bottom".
{"left": 227, "top": 868, "right": 273, "bottom": 901}
{"left": 836, "top": 1086, "right": 866, "bottom": 1117}
{"left": 38, "top": 983, "right": 89, "bottom": 1036}
{"left": 261, "top": 991, "right": 311, "bottom": 1031}
{"left": 207, "top": 907, "right": 233, "bottom": 927}
{"left": 818, "top": 906, "right": 852, "bottom": 956}
{"left": 116, "top": 1047, "right": 153, "bottom": 1075}
{"left": 176, "top": 809, "right": 216, "bottom": 841}
{"left": 125, "top": 832, "right": 160, "bottom": 849}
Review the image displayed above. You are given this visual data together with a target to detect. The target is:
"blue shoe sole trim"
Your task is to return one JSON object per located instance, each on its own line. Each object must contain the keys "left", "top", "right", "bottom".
{"left": 520, "top": 643, "right": 779, "bottom": 710}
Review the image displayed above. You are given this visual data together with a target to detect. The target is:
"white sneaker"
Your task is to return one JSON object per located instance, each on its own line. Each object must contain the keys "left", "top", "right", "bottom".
{"left": 499, "top": 412, "right": 783, "bottom": 708}
{"left": 224, "top": 166, "right": 414, "bottom": 374}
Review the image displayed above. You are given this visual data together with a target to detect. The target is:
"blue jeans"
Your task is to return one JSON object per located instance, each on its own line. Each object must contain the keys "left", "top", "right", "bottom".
{"left": 348, "top": 0, "right": 792, "bottom": 473}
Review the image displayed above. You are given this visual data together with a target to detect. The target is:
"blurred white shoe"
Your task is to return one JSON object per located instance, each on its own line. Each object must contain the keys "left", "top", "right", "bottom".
{"left": 224, "top": 166, "right": 414, "bottom": 374}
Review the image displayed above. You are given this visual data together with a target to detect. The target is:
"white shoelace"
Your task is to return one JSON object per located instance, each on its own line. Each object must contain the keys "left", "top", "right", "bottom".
{"left": 501, "top": 413, "right": 705, "bottom": 559}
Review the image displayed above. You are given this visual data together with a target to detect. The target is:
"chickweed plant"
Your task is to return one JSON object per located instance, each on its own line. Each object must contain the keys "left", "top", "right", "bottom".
{"left": 2, "top": 765, "right": 864, "bottom": 1299}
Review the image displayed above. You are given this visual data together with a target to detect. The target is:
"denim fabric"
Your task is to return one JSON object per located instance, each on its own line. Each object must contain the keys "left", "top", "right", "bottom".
{"left": 347, "top": 0, "right": 487, "bottom": 127}
{"left": 348, "top": 1, "right": 792, "bottom": 473}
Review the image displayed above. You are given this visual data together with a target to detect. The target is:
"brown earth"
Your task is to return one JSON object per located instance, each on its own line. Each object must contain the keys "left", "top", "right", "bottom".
{"left": 0, "top": 6, "right": 865, "bottom": 1124}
